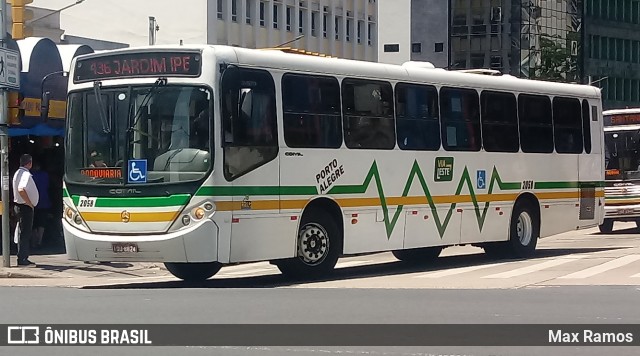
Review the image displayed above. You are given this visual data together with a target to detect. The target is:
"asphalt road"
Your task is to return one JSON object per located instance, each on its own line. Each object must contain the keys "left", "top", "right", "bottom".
{"left": 2, "top": 285, "right": 640, "bottom": 356}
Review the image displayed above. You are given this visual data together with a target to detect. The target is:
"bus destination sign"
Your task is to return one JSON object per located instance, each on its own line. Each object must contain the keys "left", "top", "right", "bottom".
{"left": 74, "top": 51, "right": 201, "bottom": 83}
{"left": 604, "top": 113, "right": 640, "bottom": 126}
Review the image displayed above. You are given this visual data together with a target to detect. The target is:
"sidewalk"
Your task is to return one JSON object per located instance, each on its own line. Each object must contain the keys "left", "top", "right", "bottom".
{"left": 0, "top": 252, "right": 172, "bottom": 281}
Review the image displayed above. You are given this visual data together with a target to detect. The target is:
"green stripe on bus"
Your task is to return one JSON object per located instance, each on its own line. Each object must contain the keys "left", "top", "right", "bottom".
{"left": 327, "top": 161, "right": 522, "bottom": 238}
{"left": 535, "top": 181, "right": 605, "bottom": 189}
{"left": 62, "top": 189, "right": 69, "bottom": 198}
{"left": 71, "top": 194, "right": 190, "bottom": 208}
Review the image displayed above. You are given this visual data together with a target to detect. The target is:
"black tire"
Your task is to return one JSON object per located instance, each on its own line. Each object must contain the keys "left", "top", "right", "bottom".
{"left": 506, "top": 201, "right": 539, "bottom": 258}
{"left": 275, "top": 209, "right": 342, "bottom": 279}
{"left": 598, "top": 219, "right": 614, "bottom": 233}
{"left": 392, "top": 247, "right": 442, "bottom": 265}
{"left": 164, "top": 262, "right": 221, "bottom": 281}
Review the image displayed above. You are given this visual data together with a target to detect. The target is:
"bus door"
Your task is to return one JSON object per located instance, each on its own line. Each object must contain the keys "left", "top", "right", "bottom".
{"left": 577, "top": 100, "right": 601, "bottom": 228}
{"left": 221, "top": 66, "right": 294, "bottom": 262}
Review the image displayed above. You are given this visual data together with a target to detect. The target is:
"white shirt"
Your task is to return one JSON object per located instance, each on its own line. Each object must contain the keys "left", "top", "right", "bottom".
{"left": 13, "top": 167, "right": 39, "bottom": 207}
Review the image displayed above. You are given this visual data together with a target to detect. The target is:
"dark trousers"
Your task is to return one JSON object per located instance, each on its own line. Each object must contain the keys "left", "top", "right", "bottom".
{"left": 15, "top": 204, "right": 33, "bottom": 262}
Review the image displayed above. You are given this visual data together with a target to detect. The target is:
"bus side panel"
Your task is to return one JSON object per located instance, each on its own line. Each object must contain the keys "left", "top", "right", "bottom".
{"left": 577, "top": 100, "right": 605, "bottom": 227}
{"left": 229, "top": 161, "right": 298, "bottom": 263}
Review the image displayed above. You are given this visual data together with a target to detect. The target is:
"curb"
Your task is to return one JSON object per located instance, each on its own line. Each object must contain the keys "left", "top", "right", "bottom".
{"left": 0, "top": 270, "right": 49, "bottom": 279}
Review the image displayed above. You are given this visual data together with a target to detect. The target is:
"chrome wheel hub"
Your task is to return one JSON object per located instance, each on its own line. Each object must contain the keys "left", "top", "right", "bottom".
{"left": 298, "top": 223, "right": 329, "bottom": 266}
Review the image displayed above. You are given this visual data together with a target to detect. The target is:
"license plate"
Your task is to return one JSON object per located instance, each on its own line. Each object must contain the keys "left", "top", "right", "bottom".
{"left": 617, "top": 209, "right": 634, "bottom": 215}
{"left": 112, "top": 243, "right": 139, "bottom": 253}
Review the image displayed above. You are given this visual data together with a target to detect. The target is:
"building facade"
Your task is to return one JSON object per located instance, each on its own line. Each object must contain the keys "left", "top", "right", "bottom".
{"left": 584, "top": 0, "right": 640, "bottom": 110}
{"left": 30, "top": 0, "right": 378, "bottom": 61}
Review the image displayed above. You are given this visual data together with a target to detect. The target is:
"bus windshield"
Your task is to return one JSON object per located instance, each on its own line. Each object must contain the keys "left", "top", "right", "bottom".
{"left": 65, "top": 85, "right": 212, "bottom": 185}
{"left": 604, "top": 129, "right": 640, "bottom": 180}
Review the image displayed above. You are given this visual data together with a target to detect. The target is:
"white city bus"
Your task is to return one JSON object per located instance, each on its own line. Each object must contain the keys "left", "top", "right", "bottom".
{"left": 601, "top": 108, "right": 640, "bottom": 232}
{"left": 59, "top": 45, "right": 604, "bottom": 281}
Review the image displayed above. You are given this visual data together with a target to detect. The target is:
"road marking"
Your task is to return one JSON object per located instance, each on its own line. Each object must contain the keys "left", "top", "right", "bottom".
{"left": 414, "top": 262, "right": 507, "bottom": 278}
{"left": 558, "top": 255, "right": 640, "bottom": 279}
{"left": 482, "top": 256, "right": 586, "bottom": 279}
{"left": 219, "top": 267, "right": 276, "bottom": 276}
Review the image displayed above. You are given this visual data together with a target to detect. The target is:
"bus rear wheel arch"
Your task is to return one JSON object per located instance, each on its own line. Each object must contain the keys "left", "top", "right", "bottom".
{"left": 164, "top": 262, "right": 222, "bottom": 281}
{"left": 275, "top": 204, "right": 343, "bottom": 279}
{"left": 483, "top": 196, "right": 540, "bottom": 259}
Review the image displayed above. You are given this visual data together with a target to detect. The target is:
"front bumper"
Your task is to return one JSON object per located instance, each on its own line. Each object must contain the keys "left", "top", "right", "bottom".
{"left": 63, "top": 218, "right": 219, "bottom": 263}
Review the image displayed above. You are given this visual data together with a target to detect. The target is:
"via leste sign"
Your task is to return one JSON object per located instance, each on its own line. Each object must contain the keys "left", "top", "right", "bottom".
{"left": 0, "top": 47, "right": 20, "bottom": 89}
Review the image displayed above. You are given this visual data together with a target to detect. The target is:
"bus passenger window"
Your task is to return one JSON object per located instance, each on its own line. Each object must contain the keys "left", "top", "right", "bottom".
{"left": 342, "top": 78, "right": 395, "bottom": 150}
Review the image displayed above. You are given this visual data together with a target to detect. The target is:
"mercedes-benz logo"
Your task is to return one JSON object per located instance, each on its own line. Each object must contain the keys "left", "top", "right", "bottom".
{"left": 121, "top": 210, "right": 131, "bottom": 223}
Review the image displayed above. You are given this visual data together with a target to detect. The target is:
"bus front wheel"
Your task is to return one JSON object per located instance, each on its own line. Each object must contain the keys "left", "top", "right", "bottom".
{"left": 164, "top": 262, "right": 221, "bottom": 281}
{"left": 275, "top": 209, "right": 342, "bottom": 279}
{"left": 598, "top": 219, "right": 614, "bottom": 233}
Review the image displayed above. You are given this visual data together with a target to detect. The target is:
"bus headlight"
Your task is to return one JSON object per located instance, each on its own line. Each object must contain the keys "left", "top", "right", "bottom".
{"left": 170, "top": 200, "right": 216, "bottom": 232}
{"left": 193, "top": 207, "right": 206, "bottom": 220}
{"left": 63, "top": 203, "right": 90, "bottom": 232}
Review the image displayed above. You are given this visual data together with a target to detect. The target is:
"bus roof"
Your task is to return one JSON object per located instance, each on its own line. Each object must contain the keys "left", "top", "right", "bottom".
{"left": 74, "top": 44, "right": 601, "bottom": 99}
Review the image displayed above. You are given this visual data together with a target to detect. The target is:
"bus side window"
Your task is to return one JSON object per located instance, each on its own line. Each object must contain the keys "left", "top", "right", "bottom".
{"left": 221, "top": 67, "right": 278, "bottom": 181}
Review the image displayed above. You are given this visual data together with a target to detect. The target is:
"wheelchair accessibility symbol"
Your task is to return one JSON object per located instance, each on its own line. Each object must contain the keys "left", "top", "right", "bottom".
{"left": 477, "top": 170, "right": 486, "bottom": 189}
{"left": 128, "top": 159, "right": 147, "bottom": 183}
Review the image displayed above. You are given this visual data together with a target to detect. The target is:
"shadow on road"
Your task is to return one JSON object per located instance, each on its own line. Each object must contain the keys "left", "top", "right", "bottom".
{"left": 83, "top": 246, "right": 624, "bottom": 290}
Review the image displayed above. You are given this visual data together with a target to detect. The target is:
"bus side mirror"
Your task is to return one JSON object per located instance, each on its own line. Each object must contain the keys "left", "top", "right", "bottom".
{"left": 41, "top": 91, "right": 51, "bottom": 122}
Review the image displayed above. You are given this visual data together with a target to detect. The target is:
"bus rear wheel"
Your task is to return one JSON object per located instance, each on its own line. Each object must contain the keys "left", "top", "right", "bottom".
{"left": 164, "top": 262, "right": 221, "bottom": 281}
{"left": 392, "top": 247, "right": 442, "bottom": 265}
{"left": 598, "top": 219, "right": 614, "bottom": 233}
{"left": 275, "top": 209, "right": 341, "bottom": 279}
{"left": 506, "top": 201, "right": 539, "bottom": 258}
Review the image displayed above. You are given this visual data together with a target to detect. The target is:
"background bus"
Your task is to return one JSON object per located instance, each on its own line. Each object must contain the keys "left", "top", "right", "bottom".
{"left": 60, "top": 45, "right": 604, "bottom": 281}
{"left": 601, "top": 108, "right": 640, "bottom": 232}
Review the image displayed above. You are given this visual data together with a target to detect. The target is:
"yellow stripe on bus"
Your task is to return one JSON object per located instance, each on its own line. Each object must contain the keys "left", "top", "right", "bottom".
{"left": 216, "top": 191, "right": 604, "bottom": 212}
{"left": 80, "top": 211, "right": 180, "bottom": 223}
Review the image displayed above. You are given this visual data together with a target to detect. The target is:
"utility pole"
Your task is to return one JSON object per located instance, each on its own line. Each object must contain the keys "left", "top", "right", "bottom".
{"left": 1, "top": 0, "right": 10, "bottom": 267}
{"left": 148, "top": 16, "right": 159, "bottom": 45}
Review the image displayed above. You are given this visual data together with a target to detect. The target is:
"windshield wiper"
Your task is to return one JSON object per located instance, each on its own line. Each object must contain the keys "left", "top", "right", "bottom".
{"left": 127, "top": 77, "right": 167, "bottom": 134}
{"left": 93, "top": 81, "right": 111, "bottom": 133}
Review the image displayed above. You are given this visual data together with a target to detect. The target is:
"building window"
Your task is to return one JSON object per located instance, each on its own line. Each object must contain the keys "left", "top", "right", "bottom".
{"left": 346, "top": 19, "right": 351, "bottom": 42}
{"left": 273, "top": 4, "right": 279, "bottom": 29}
{"left": 312, "top": 11, "right": 317, "bottom": 36}
{"left": 323, "top": 13, "right": 327, "bottom": 38}
{"left": 231, "top": 0, "right": 237, "bottom": 22}
{"left": 368, "top": 23, "right": 373, "bottom": 46}
{"left": 299, "top": 9, "right": 304, "bottom": 33}
{"left": 357, "top": 21, "right": 362, "bottom": 44}
{"left": 335, "top": 17, "right": 340, "bottom": 40}
{"left": 435, "top": 42, "right": 444, "bottom": 52}
{"left": 217, "top": 0, "right": 223, "bottom": 19}
{"left": 246, "top": 0, "right": 252, "bottom": 24}
{"left": 411, "top": 43, "right": 422, "bottom": 53}
{"left": 286, "top": 6, "right": 292, "bottom": 31}
{"left": 260, "top": 1, "right": 265, "bottom": 26}
{"left": 384, "top": 44, "right": 399, "bottom": 52}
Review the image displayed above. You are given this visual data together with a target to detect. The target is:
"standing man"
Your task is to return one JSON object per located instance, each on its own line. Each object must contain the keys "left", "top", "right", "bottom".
{"left": 12, "top": 154, "right": 39, "bottom": 266}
